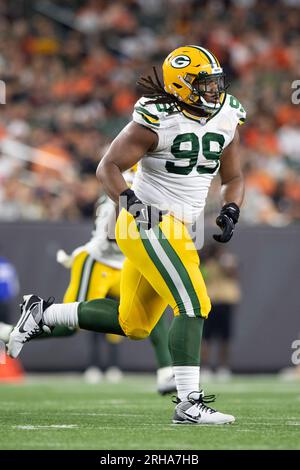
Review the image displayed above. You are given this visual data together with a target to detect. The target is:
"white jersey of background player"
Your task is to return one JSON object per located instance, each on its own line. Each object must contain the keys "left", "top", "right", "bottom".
{"left": 57, "top": 171, "right": 136, "bottom": 270}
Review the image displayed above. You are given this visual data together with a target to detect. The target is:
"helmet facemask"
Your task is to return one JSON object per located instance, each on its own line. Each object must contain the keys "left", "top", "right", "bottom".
{"left": 181, "top": 72, "right": 228, "bottom": 115}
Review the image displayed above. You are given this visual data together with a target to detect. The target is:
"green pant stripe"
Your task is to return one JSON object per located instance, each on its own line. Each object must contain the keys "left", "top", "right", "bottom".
{"left": 139, "top": 227, "right": 187, "bottom": 315}
{"left": 157, "top": 226, "right": 201, "bottom": 317}
{"left": 76, "top": 255, "right": 96, "bottom": 301}
{"left": 75, "top": 254, "right": 89, "bottom": 301}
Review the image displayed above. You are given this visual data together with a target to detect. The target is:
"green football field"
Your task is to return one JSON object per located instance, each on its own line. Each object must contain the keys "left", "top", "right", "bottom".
{"left": 0, "top": 374, "right": 299, "bottom": 450}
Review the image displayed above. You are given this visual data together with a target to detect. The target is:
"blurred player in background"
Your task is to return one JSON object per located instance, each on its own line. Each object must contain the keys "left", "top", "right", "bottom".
{"left": 0, "top": 170, "right": 175, "bottom": 394}
{"left": 8, "top": 45, "right": 246, "bottom": 425}
{"left": 56, "top": 167, "right": 175, "bottom": 392}
{"left": 201, "top": 243, "right": 241, "bottom": 380}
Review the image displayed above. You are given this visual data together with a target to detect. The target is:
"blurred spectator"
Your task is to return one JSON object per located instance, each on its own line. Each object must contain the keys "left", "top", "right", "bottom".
{"left": 0, "top": 252, "right": 19, "bottom": 323}
{"left": 201, "top": 243, "right": 241, "bottom": 380}
{"left": 0, "top": 251, "right": 23, "bottom": 381}
{"left": 0, "top": 0, "right": 299, "bottom": 223}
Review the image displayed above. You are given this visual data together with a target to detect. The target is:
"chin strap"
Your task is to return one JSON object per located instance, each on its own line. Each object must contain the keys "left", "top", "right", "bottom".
{"left": 199, "top": 95, "right": 221, "bottom": 111}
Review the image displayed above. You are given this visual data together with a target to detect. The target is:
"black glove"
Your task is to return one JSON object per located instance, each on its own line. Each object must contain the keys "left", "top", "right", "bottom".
{"left": 213, "top": 202, "right": 240, "bottom": 243}
{"left": 120, "top": 188, "right": 166, "bottom": 231}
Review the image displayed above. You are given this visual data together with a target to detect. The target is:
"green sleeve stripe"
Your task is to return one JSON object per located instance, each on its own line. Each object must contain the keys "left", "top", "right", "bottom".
{"left": 157, "top": 227, "right": 202, "bottom": 317}
{"left": 135, "top": 110, "right": 160, "bottom": 127}
{"left": 239, "top": 117, "right": 246, "bottom": 124}
{"left": 134, "top": 106, "right": 159, "bottom": 121}
{"left": 139, "top": 227, "right": 187, "bottom": 315}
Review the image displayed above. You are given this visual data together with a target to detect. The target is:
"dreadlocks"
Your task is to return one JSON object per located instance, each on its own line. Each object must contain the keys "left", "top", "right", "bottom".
{"left": 137, "top": 67, "right": 208, "bottom": 117}
{"left": 137, "top": 67, "right": 178, "bottom": 105}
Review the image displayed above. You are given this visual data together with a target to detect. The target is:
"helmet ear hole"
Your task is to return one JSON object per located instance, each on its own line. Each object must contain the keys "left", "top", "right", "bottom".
{"left": 173, "top": 83, "right": 182, "bottom": 89}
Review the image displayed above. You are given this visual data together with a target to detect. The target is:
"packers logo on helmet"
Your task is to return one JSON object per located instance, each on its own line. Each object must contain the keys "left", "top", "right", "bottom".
{"left": 163, "top": 45, "right": 227, "bottom": 114}
{"left": 170, "top": 55, "right": 191, "bottom": 68}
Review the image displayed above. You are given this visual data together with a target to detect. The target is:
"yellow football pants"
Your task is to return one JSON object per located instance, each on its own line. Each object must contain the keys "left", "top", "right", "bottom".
{"left": 116, "top": 210, "right": 211, "bottom": 340}
{"left": 63, "top": 251, "right": 121, "bottom": 302}
{"left": 63, "top": 251, "right": 122, "bottom": 343}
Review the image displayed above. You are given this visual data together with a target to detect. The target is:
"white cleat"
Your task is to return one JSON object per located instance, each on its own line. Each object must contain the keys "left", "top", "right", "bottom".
{"left": 215, "top": 367, "right": 232, "bottom": 382}
{"left": 173, "top": 390, "right": 235, "bottom": 425}
{"left": 0, "top": 322, "right": 13, "bottom": 344}
{"left": 7, "top": 295, "right": 54, "bottom": 359}
{"left": 105, "top": 366, "right": 124, "bottom": 384}
{"left": 83, "top": 366, "right": 104, "bottom": 384}
{"left": 279, "top": 366, "right": 300, "bottom": 381}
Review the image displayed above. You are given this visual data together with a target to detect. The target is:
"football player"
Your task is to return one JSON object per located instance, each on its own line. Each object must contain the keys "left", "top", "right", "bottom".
{"left": 8, "top": 46, "right": 246, "bottom": 424}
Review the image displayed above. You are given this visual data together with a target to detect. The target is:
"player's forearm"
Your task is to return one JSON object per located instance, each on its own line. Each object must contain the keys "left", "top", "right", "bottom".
{"left": 96, "top": 160, "right": 128, "bottom": 203}
{"left": 220, "top": 175, "right": 244, "bottom": 207}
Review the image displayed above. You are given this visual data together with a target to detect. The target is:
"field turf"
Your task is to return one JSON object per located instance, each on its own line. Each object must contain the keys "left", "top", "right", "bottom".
{"left": 0, "top": 374, "right": 299, "bottom": 450}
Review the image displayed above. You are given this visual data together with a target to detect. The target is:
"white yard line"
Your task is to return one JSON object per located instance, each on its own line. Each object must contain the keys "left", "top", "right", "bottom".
{"left": 12, "top": 425, "right": 78, "bottom": 430}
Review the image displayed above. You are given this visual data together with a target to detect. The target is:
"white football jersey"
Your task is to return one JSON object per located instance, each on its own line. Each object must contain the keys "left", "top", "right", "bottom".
{"left": 74, "top": 169, "right": 135, "bottom": 269}
{"left": 78, "top": 195, "right": 124, "bottom": 269}
{"left": 132, "top": 93, "right": 246, "bottom": 222}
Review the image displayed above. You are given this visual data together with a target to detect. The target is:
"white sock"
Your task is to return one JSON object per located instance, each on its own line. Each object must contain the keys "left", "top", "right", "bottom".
{"left": 43, "top": 303, "right": 79, "bottom": 328}
{"left": 173, "top": 366, "right": 200, "bottom": 401}
{"left": 157, "top": 366, "right": 173, "bottom": 385}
